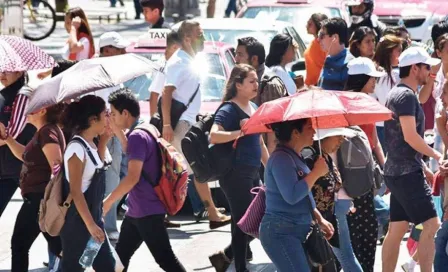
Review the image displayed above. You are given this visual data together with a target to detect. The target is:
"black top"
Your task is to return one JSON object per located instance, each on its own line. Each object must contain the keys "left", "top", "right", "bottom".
{"left": 151, "top": 16, "right": 171, "bottom": 29}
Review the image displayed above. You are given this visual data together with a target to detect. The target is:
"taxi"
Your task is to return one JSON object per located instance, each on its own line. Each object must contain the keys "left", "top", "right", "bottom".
{"left": 125, "top": 29, "right": 236, "bottom": 120}
{"left": 236, "top": 0, "right": 348, "bottom": 46}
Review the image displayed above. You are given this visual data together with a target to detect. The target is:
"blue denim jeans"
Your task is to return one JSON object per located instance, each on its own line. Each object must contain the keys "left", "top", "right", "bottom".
{"left": 104, "top": 136, "right": 122, "bottom": 234}
{"left": 435, "top": 221, "right": 448, "bottom": 271}
{"left": 333, "top": 199, "right": 363, "bottom": 272}
{"left": 260, "top": 214, "right": 311, "bottom": 272}
{"left": 373, "top": 195, "right": 390, "bottom": 226}
{"left": 187, "top": 174, "right": 204, "bottom": 214}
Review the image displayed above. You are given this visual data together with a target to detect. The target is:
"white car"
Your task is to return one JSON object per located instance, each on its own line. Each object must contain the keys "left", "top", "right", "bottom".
{"left": 172, "top": 18, "right": 307, "bottom": 74}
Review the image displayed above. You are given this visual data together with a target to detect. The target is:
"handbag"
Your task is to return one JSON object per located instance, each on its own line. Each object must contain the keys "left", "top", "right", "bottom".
{"left": 237, "top": 186, "right": 266, "bottom": 238}
{"left": 150, "top": 84, "right": 200, "bottom": 132}
{"left": 303, "top": 196, "right": 336, "bottom": 267}
{"left": 280, "top": 146, "right": 335, "bottom": 267}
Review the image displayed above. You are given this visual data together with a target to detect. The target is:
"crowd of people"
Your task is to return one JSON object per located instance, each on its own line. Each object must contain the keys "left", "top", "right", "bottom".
{"left": 2, "top": 0, "right": 448, "bottom": 272}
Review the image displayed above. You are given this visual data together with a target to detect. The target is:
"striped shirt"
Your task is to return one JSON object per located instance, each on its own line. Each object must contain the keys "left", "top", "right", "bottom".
{"left": 7, "top": 93, "right": 29, "bottom": 139}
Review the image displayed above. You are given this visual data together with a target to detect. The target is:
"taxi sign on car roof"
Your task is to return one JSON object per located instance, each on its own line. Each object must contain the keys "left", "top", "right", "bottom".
{"left": 136, "top": 29, "right": 171, "bottom": 48}
{"left": 277, "top": 0, "right": 313, "bottom": 4}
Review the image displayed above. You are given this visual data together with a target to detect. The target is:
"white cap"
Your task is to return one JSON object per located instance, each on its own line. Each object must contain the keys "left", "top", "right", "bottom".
{"left": 347, "top": 57, "right": 386, "bottom": 77}
{"left": 99, "top": 32, "right": 130, "bottom": 49}
{"left": 313, "top": 128, "right": 357, "bottom": 141}
{"left": 398, "top": 46, "right": 441, "bottom": 68}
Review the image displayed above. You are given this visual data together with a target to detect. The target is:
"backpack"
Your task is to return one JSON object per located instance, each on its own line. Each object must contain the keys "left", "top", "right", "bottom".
{"left": 38, "top": 135, "right": 90, "bottom": 237}
{"left": 254, "top": 72, "right": 287, "bottom": 106}
{"left": 336, "top": 127, "right": 375, "bottom": 198}
{"left": 136, "top": 123, "right": 189, "bottom": 216}
{"left": 181, "top": 101, "right": 247, "bottom": 183}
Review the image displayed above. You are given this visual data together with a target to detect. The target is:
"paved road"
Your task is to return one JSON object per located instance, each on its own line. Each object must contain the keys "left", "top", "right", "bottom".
{"left": 0, "top": 1, "right": 415, "bottom": 271}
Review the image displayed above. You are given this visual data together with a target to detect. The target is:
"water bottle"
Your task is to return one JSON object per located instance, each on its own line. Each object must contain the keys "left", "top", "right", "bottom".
{"left": 79, "top": 237, "right": 103, "bottom": 268}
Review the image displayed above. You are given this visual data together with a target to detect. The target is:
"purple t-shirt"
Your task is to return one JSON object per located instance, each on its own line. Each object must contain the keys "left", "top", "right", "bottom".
{"left": 126, "top": 129, "right": 166, "bottom": 218}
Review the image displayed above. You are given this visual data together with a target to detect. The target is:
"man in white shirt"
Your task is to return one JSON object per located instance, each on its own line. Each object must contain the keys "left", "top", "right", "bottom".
{"left": 161, "top": 21, "right": 231, "bottom": 228}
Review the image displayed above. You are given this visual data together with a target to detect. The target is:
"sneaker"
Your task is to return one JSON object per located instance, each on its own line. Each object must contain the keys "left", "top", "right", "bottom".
{"left": 401, "top": 262, "right": 416, "bottom": 272}
{"left": 108, "top": 231, "right": 120, "bottom": 241}
{"left": 194, "top": 207, "right": 226, "bottom": 222}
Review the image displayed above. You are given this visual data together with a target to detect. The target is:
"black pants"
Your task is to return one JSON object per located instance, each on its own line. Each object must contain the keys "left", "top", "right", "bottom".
{"left": 11, "top": 192, "right": 62, "bottom": 272}
{"left": 0, "top": 178, "right": 19, "bottom": 217}
{"left": 220, "top": 164, "right": 259, "bottom": 272}
{"left": 116, "top": 214, "right": 186, "bottom": 272}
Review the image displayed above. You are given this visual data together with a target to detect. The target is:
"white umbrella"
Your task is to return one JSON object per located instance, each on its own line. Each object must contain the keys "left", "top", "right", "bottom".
{"left": 26, "top": 53, "right": 161, "bottom": 114}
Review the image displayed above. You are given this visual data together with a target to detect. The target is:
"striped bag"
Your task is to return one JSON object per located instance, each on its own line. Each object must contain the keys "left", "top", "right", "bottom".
{"left": 237, "top": 186, "right": 266, "bottom": 239}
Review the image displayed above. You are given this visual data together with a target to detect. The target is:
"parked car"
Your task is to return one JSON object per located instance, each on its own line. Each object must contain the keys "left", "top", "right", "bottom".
{"left": 374, "top": 0, "right": 448, "bottom": 43}
{"left": 237, "top": 0, "right": 348, "bottom": 46}
{"left": 172, "top": 18, "right": 307, "bottom": 73}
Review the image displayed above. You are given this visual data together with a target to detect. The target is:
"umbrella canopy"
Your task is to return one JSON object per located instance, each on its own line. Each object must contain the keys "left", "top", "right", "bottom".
{"left": 242, "top": 89, "right": 393, "bottom": 135}
{"left": 26, "top": 53, "right": 161, "bottom": 115}
{"left": 0, "top": 35, "right": 55, "bottom": 72}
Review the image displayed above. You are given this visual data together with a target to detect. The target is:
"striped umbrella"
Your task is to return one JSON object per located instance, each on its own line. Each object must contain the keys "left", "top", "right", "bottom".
{"left": 0, "top": 35, "right": 55, "bottom": 72}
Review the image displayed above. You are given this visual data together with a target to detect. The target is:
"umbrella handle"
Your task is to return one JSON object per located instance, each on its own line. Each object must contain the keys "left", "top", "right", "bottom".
{"left": 315, "top": 118, "right": 322, "bottom": 155}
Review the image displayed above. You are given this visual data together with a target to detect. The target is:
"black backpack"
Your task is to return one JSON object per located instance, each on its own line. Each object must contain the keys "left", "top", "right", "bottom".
{"left": 181, "top": 101, "right": 247, "bottom": 183}
{"left": 336, "top": 127, "right": 375, "bottom": 198}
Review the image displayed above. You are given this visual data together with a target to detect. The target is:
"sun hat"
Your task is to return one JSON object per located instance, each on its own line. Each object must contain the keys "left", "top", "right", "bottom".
{"left": 98, "top": 32, "right": 130, "bottom": 49}
{"left": 313, "top": 128, "right": 357, "bottom": 141}
{"left": 347, "top": 57, "right": 386, "bottom": 77}
{"left": 398, "top": 46, "right": 441, "bottom": 67}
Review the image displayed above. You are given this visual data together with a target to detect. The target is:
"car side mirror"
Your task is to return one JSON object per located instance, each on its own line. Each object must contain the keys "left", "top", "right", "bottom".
{"left": 291, "top": 59, "right": 306, "bottom": 72}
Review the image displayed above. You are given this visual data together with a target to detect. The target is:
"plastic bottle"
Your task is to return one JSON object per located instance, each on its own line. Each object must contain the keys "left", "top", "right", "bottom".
{"left": 79, "top": 237, "right": 103, "bottom": 268}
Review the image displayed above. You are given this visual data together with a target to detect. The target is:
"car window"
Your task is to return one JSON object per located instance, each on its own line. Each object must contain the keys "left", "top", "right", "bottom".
{"left": 203, "top": 29, "right": 278, "bottom": 53}
{"left": 225, "top": 50, "right": 236, "bottom": 72}
{"left": 241, "top": 6, "right": 342, "bottom": 45}
{"left": 132, "top": 51, "right": 226, "bottom": 102}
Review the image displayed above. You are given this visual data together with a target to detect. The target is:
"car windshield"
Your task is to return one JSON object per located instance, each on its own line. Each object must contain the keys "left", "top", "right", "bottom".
{"left": 203, "top": 29, "right": 278, "bottom": 53}
{"left": 128, "top": 52, "right": 226, "bottom": 102}
{"left": 241, "top": 6, "right": 341, "bottom": 45}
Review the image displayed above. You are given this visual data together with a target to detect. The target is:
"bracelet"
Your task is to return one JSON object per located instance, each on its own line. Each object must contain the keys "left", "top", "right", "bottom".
{"left": 429, "top": 73, "right": 437, "bottom": 79}
{"left": 163, "top": 124, "right": 171, "bottom": 127}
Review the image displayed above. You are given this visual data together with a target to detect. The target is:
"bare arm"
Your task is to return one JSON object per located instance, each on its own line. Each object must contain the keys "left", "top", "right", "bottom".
{"left": 161, "top": 86, "right": 175, "bottom": 128}
{"left": 67, "top": 155, "right": 97, "bottom": 230}
{"left": 67, "top": 26, "right": 84, "bottom": 54}
{"left": 266, "top": 132, "right": 277, "bottom": 154}
{"left": 209, "top": 124, "right": 240, "bottom": 144}
{"left": 418, "top": 77, "right": 436, "bottom": 104}
{"left": 260, "top": 136, "right": 269, "bottom": 167}
{"left": 436, "top": 109, "right": 448, "bottom": 151}
{"left": 104, "top": 160, "right": 142, "bottom": 209}
{"left": 149, "top": 92, "right": 159, "bottom": 117}
{"left": 400, "top": 115, "right": 441, "bottom": 161}
{"left": 42, "top": 143, "right": 63, "bottom": 168}
{"left": 372, "top": 128, "right": 385, "bottom": 167}
{"left": 4, "top": 136, "right": 25, "bottom": 161}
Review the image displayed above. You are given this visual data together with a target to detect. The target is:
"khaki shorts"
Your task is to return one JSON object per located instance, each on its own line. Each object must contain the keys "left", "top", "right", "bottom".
{"left": 172, "top": 120, "right": 193, "bottom": 175}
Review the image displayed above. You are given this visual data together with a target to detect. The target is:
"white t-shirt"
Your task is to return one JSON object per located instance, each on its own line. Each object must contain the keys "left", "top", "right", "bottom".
{"left": 373, "top": 68, "right": 400, "bottom": 127}
{"left": 62, "top": 37, "right": 91, "bottom": 61}
{"left": 270, "top": 65, "right": 296, "bottom": 96}
{"left": 64, "top": 136, "right": 104, "bottom": 193}
{"left": 148, "top": 64, "right": 166, "bottom": 95}
{"left": 164, "top": 49, "right": 201, "bottom": 124}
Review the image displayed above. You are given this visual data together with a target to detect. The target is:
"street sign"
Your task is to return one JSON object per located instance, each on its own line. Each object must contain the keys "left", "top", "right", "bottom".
{"left": 0, "top": 0, "right": 23, "bottom": 37}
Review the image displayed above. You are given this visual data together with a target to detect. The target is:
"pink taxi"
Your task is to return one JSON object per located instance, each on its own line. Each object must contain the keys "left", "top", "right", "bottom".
{"left": 126, "top": 36, "right": 236, "bottom": 120}
{"left": 237, "top": 0, "right": 348, "bottom": 45}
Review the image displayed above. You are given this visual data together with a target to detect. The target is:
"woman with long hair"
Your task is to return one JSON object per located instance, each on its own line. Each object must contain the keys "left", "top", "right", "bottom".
{"left": 60, "top": 95, "right": 115, "bottom": 271}
{"left": 373, "top": 34, "right": 403, "bottom": 150}
{"left": 304, "top": 13, "right": 328, "bottom": 86}
{"left": 63, "top": 7, "right": 95, "bottom": 61}
{"left": 344, "top": 57, "right": 386, "bottom": 272}
{"left": 0, "top": 103, "right": 65, "bottom": 272}
{"left": 266, "top": 34, "right": 298, "bottom": 95}
{"left": 349, "top": 26, "right": 377, "bottom": 59}
{"left": 208, "top": 64, "right": 269, "bottom": 272}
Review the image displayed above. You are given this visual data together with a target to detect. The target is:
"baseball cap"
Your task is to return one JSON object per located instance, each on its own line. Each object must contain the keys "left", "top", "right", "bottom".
{"left": 99, "top": 32, "right": 130, "bottom": 49}
{"left": 398, "top": 46, "right": 441, "bottom": 67}
{"left": 313, "top": 128, "right": 357, "bottom": 141}
{"left": 347, "top": 57, "right": 386, "bottom": 77}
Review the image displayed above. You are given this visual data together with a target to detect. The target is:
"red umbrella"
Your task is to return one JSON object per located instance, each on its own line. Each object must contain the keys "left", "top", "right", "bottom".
{"left": 242, "top": 89, "right": 392, "bottom": 135}
{"left": 0, "top": 35, "right": 55, "bottom": 72}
